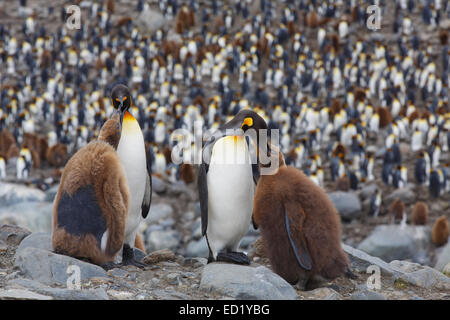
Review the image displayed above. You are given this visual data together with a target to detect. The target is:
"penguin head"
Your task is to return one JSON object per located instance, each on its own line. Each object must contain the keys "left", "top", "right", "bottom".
{"left": 221, "top": 109, "right": 268, "bottom": 133}
{"left": 99, "top": 112, "right": 122, "bottom": 149}
{"left": 111, "top": 84, "right": 132, "bottom": 113}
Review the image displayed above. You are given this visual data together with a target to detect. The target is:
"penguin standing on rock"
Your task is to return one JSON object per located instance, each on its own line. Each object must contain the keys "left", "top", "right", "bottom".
{"left": 198, "top": 109, "right": 261, "bottom": 265}
{"left": 112, "top": 84, "right": 151, "bottom": 268}
{"left": 220, "top": 111, "right": 353, "bottom": 289}
{"left": 52, "top": 110, "right": 129, "bottom": 269}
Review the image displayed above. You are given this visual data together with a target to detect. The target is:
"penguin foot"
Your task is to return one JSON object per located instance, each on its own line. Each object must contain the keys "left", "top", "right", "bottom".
{"left": 122, "top": 243, "right": 147, "bottom": 269}
{"left": 101, "top": 262, "right": 120, "bottom": 271}
{"left": 216, "top": 251, "right": 250, "bottom": 265}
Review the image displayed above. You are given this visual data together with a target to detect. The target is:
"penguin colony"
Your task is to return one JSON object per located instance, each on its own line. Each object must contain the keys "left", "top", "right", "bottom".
{"left": 0, "top": 0, "right": 448, "bottom": 282}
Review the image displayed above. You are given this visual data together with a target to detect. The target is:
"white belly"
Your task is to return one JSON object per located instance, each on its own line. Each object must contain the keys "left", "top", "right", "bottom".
{"left": 206, "top": 136, "right": 254, "bottom": 256}
{"left": 117, "top": 120, "right": 147, "bottom": 244}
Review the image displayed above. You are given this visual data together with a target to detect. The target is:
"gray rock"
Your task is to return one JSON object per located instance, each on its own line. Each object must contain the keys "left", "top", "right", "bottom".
{"left": 15, "top": 247, "right": 108, "bottom": 286}
{"left": 385, "top": 187, "right": 415, "bottom": 205}
{"left": 166, "top": 273, "right": 181, "bottom": 285}
{"left": 182, "top": 257, "right": 208, "bottom": 268}
{"left": 351, "top": 284, "right": 386, "bottom": 300}
{"left": 185, "top": 237, "right": 209, "bottom": 258}
{"left": 357, "top": 225, "right": 430, "bottom": 262}
{"left": 8, "top": 278, "right": 109, "bottom": 300}
{"left": 342, "top": 243, "right": 406, "bottom": 277}
{"left": 328, "top": 191, "right": 362, "bottom": 221}
{"left": 0, "top": 288, "right": 53, "bottom": 300}
{"left": 0, "top": 182, "right": 46, "bottom": 206}
{"left": 351, "top": 289, "right": 386, "bottom": 300}
{"left": 390, "top": 260, "right": 450, "bottom": 290}
{"left": 151, "top": 176, "right": 167, "bottom": 194}
{"left": 0, "top": 224, "right": 31, "bottom": 246}
{"left": 147, "top": 203, "right": 174, "bottom": 224}
{"left": 435, "top": 241, "right": 450, "bottom": 272}
{"left": 342, "top": 244, "right": 450, "bottom": 290}
{"left": 147, "top": 229, "right": 180, "bottom": 252}
{"left": 17, "top": 232, "right": 53, "bottom": 253}
{"left": 44, "top": 184, "right": 59, "bottom": 202}
{"left": 0, "top": 201, "right": 52, "bottom": 232}
{"left": 359, "top": 184, "right": 378, "bottom": 200}
{"left": 200, "top": 263, "right": 298, "bottom": 300}
{"left": 306, "top": 287, "right": 343, "bottom": 300}
{"left": 135, "top": 8, "right": 167, "bottom": 33}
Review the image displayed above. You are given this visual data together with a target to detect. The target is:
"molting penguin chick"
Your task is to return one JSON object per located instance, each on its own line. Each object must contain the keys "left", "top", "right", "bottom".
{"left": 253, "top": 148, "right": 352, "bottom": 289}
{"left": 412, "top": 201, "right": 428, "bottom": 225}
{"left": 52, "top": 111, "right": 129, "bottom": 268}
{"left": 389, "top": 198, "right": 406, "bottom": 226}
{"left": 431, "top": 216, "right": 449, "bottom": 247}
{"left": 111, "top": 84, "right": 151, "bottom": 268}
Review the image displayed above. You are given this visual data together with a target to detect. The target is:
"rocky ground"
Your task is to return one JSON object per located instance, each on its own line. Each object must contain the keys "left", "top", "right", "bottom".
{"left": 0, "top": 178, "right": 450, "bottom": 301}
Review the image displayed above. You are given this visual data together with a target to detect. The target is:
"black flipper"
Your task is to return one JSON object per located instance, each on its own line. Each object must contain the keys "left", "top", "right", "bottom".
{"left": 198, "top": 162, "right": 209, "bottom": 236}
{"left": 284, "top": 205, "right": 312, "bottom": 271}
{"left": 141, "top": 152, "right": 152, "bottom": 219}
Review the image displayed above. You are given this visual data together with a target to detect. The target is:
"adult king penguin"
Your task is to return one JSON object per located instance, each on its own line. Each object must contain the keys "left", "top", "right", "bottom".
{"left": 198, "top": 109, "right": 262, "bottom": 265}
{"left": 111, "top": 84, "right": 151, "bottom": 268}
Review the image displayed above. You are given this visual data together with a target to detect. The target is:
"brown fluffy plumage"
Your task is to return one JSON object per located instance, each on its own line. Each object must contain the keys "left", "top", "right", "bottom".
{"left": 431, "top": 216, "right": 449, "bottom": 247}
{"left": 52, "top": 116, "right": 129, "bottom": 265}
{"left": 46, "top": 144, "right": 68, "bottom": 167}
{"left": 377, "top": 106, "right": 392, "bottom": 128}
{"left": 254, "top": 154, "right": 350, "bottom": 287}
{"left": 180, "top": 163, "right": 195, "bottom": 184}
{"left": 306, "top": 10, "right": 319, "bottom": 28}
{"left": 412, "top": 202, "right": 428, "bottom": 225}
{"left": 335, "top": 175, "right": 350, "bottom": 191}
{"left": 390, "top": 198, "right": 406, "bottom": 223}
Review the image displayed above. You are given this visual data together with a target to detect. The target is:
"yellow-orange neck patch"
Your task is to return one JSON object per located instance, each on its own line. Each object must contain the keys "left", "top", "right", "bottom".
{"left": 123, "top": 110, "right": 136, "bottom": 122}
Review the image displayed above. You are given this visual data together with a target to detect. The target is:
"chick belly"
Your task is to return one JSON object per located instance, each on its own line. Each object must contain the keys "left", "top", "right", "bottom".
{"left": 206, "top": 163, "right": 254, "bottom": 257}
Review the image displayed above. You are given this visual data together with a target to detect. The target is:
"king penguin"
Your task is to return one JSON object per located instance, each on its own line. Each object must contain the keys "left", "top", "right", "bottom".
{"left": 198, "top": 109, "right": 263, "bottom": 265}
{"left": 111, "top": 84, "right": 151, "bottom": 268}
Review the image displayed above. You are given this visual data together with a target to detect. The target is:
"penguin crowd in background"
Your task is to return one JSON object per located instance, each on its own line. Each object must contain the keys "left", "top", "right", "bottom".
{"left": 0, "top": 0, "right": 448, "bottom": 271}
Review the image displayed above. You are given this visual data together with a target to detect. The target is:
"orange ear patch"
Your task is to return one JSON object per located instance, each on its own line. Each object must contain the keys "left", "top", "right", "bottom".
{"left": 241, "top": 117, "right": 253, "bottom": 128}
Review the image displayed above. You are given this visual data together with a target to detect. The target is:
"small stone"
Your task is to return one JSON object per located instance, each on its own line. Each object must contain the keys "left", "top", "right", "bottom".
{"left": 327, "top": 191, "right": 362, "bottom": 222}
{"left": 306, "top": 287, "right": 343, "bottom": 300}
{"left": 0, "top": 224, "right": 31, "bottom": 246}
{"left": 166, "top": 273, "right": 181, "bottom": 285}
{"left": 107, "top": 290, "right": 135, "bottom": 300}
{"left": 182, "top": 257, "right": 208, "bottom": 268}
{"left": 143, "top": 249, "right": 177, "bottom": 265}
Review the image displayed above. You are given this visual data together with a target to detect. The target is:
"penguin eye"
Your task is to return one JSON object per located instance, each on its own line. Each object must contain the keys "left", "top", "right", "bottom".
{"left": 122, "top": 96, "right": 127, "bottom": 102}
